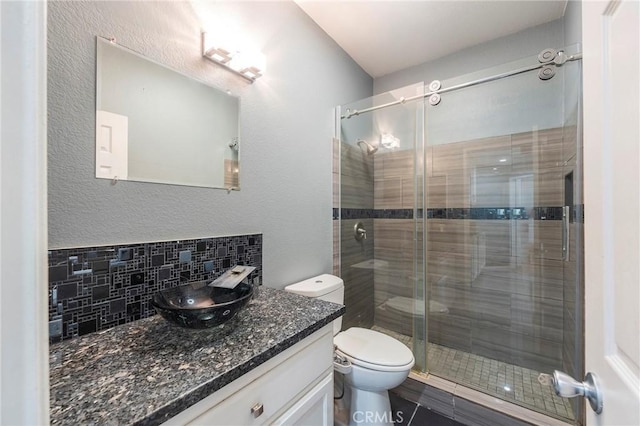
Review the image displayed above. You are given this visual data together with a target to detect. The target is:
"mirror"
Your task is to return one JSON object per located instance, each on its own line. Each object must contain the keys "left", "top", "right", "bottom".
{"left": 95, "top": 37, "right": 240, "bottom": 189}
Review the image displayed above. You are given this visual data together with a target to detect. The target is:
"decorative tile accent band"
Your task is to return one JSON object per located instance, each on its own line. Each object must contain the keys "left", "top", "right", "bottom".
{"left": 334, "top": 206, "right": 584, "bottom": 222}
{"left": 48, "top": 234, "right": 262, "bottom": 343}
{"left": 335, "top": 208, "right": 417, "bottom": 220}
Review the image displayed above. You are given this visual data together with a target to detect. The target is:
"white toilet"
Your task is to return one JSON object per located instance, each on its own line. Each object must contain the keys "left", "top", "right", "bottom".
{"left": 285, "top": 274, "right": 414, "bottom": 426}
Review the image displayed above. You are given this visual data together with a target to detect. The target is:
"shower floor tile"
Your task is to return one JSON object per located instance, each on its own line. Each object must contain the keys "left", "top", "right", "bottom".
{"left": 372, "top": 325, "right": 575, "bottom": 423}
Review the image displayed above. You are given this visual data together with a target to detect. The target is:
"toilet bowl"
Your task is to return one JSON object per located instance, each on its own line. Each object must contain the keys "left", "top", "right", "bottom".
{"left": 285, "top": 274, "right": 415, "bottom": 426}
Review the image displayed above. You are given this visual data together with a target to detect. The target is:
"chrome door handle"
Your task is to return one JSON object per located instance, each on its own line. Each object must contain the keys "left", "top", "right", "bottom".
{"left": 562, "top": 206, "right": 570, "bottom": 261}
{"left": 551, "top": 370, "right": 603, "bottom": 414}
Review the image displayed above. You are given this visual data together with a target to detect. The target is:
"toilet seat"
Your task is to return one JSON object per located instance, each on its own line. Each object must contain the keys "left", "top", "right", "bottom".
{"left": 334, "top": 327, "right": 415, "bottom": 372}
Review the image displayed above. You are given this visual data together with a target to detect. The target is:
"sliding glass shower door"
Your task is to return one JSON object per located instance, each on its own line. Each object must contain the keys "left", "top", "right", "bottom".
{"left": 334, "top": 44, "right": 583, "bottom": 424}
{"left": 335, "top": 82, "right": 427, "bottom": 371}
{"left": 422, "top": 45, "right": 583, "bottom": 423}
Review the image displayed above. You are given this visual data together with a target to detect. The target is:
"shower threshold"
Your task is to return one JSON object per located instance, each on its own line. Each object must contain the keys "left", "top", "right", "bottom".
{"left": 372, "top": 326, "right": 575, "bottom": 423}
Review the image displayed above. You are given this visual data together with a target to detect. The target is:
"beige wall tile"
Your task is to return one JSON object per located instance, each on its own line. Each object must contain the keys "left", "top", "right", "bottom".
{"left": 374, "top": 178, "right": 402, "bottom": 209}
{"left": 402, "top": 177, "right": 422, "bottom": 209}
{"left": 432, "top": 141, "right": 464, "bottom": 174}
{"left": 341, "top": 218, "right": 374, "bottom": 330}
{"left": 512, "top": 127, "right": 564, "bottom": 173}
{"left": 332, "top": 172, "right": 339, "bottom": 207}
{"left": 381, "top": 149, "right": 414, "bottom": 178}
{"left": 469, "top": 257, "right": 563, "bottom": 301}
{"left": 462, "top": 135, "right": 512, "bottom": 170}
{"left": 374, "top": 153, "right": 384, "bottom": 180}
{"left": 445, "top": 171, "right": 471, "bottom": 208}
{"left": 426, "top": 147, "right": 433, "bottom": 177}
{"left": 432, "top": 135, "right": 511, "bottom": 174}
{"left": 426, "top": 175, "right": 447, "bottom": 208}
{"left": 562, "top": 124, "right": 578, "bottom": 165}
{"left": 472, "top": 168, "right": 512, "bottom": 207}
{"left": 474, "top": 220, "right": 512, "bottom": 266}
{"left": 534, "top": 168, "right": 564, "bottom": 207}
{"left": 341, "top": 172, "right": 373, "bottom": 208}
{"left": 534, "top": 221, "right": 563, "bottom": 260}
{"left": 511, "top": 293, "right": 563, "bottom": 342}
{"left": 333, "top": 138, "right": 339, "bottom": 174}
{"left": 341, "top": 142, "right": 374, "bottom": 178}
{"left": 515, "top": 220, "right": 562, "bottom": 261}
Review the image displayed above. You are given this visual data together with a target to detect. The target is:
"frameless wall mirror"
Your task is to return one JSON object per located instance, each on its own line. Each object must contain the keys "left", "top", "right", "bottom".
{"left": 95, "top": 37, "right": 240, "bottom": 189}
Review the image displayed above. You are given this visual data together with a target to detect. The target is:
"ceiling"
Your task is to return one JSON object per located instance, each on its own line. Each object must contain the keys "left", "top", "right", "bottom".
{"left": 295, "top": 1, "right": 568, "bottom": 78}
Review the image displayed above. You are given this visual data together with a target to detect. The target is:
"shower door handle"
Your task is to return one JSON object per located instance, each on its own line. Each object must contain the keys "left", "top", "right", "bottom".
{"left": 550, "top": 370, "right": 603, "bottom": 414}
{"left": 562, "top": 206, "right": 570, "bottom": 261}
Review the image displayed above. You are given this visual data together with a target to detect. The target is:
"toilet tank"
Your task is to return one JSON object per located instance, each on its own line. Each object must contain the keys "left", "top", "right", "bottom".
{"left": 284, "top": 274, "right": 344, "bottom": 335}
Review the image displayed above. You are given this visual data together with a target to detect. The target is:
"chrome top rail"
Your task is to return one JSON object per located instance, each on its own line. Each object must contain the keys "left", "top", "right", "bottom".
{"left": 341, "top": 51, "right": 582, "bottom": 119}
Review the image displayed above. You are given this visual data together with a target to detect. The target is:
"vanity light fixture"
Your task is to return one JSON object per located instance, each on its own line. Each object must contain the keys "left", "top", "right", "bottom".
{"left": 201, "top": 31, "right": 265, "bottom": 83}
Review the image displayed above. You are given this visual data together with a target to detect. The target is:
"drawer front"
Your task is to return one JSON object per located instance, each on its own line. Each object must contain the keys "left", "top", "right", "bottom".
{"left": 272, "top": 373, "right": 333, "bottom": 426}
{"left": 187, "top": 331, "right": 333, "bottom": 425}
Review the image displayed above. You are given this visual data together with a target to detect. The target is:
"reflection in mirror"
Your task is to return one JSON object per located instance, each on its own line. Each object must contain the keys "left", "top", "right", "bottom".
{"left": 95, "top": 37, "right": 240, "bottom": 189}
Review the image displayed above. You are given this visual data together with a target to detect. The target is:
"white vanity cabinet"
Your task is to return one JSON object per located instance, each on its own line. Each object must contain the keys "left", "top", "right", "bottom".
{"left": 165, "top": 324, "right": 334, "bottom": 426}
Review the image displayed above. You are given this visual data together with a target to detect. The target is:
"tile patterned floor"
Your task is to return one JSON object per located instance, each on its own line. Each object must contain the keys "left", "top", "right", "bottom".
{"left": 372, "top": 326, "right": 575, "bottom": 423}
{"left": 389, "top": 391, "right": 465, "bottom": 426}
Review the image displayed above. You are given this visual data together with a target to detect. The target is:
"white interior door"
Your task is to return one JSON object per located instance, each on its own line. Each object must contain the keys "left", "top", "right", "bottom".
{"left": 583, "top": 1, "right": 640, "bottom": 424}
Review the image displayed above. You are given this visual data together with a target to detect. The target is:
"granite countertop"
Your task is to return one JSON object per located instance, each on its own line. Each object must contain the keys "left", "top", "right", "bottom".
{"left": 49, "top": 287, "right": 344, "bottom": 425}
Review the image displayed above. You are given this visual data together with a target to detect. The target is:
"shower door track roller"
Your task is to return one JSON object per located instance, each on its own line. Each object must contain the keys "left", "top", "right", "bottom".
{"left": 342, "top": 49, "right": 583, "bottom": 118}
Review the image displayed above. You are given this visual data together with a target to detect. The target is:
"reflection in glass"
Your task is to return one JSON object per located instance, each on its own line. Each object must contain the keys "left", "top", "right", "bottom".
{"left": 95, "top": 37, "right": 240, "bottom": 189}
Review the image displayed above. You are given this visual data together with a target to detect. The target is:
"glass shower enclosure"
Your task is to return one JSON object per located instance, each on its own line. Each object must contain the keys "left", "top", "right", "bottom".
{"left": 334, "top": 45, "right": 583, "bottom": 423}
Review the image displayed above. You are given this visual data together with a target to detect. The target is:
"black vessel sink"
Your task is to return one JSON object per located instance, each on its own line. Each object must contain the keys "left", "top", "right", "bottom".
{"left": 151, "top": 282, "right": 254, "bottom": 329}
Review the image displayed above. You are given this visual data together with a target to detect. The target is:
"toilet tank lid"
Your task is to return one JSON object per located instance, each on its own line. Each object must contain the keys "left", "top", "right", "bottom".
{"left": 284, "top": 274, "right": 343, "bottom": 297}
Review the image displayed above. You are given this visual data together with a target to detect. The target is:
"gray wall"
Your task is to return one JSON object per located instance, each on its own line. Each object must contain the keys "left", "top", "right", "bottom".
{"left": 48, "top": 1, "right": 372, "bottom": 288}
{"left": 372, "top": 16, "right": 586, "bottom": 147}
{"left": 374, "top": 18, "right": 565, "bottom": 95}
{"left": 564, "top": 0, "right": 582, "bottom": 47}
{"left": 374, "top": 4, "right": 583, "bottom": 95}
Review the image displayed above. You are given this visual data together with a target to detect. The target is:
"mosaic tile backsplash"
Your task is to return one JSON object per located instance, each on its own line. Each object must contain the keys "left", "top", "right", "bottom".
{"left": 48, "top": 234, "right": 262, "bottom": 343}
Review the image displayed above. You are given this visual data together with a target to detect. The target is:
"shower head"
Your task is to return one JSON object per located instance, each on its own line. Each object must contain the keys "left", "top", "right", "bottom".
{"left": 356, "top": 139, "right": 378, "bottom": 155}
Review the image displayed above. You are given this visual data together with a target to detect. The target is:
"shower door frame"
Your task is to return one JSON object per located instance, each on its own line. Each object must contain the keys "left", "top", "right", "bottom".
{"left": 334, "top": 47, "right": 584, "bottom": 423}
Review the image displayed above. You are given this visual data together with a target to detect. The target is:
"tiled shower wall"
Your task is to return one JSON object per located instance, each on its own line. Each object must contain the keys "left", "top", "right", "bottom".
{"left": 372, "top": 127, "right": 582, "bottom": 375}
{"left": 373, "top": 149, "right": 419, "bottom": 333}
{"left": 334, "top": 139, "right": 375, "bottom": 330}
{"left": 48, "top": 234, "right": 262, "bottom": 342}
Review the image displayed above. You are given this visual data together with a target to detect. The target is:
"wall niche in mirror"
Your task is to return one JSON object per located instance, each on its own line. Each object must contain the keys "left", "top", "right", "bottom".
{"left": 95, "top": 37, "right": 240, "bottom": 189}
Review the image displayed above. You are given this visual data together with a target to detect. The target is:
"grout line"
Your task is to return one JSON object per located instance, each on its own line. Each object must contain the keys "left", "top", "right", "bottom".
{"left": 406, "top": 403, "right": 419, "bottom": 426}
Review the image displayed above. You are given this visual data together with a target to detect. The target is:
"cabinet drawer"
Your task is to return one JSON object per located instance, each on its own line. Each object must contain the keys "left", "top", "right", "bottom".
{"left": 187, "top": 331, "right": 333, "bottom": 425}
{"left": 272, "top": 373, "right": 333, "bottom": 426}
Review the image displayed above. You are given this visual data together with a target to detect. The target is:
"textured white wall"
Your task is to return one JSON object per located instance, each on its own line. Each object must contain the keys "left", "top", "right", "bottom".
{"left": 48, "top": 1, "right": 372, "bottom": 288}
